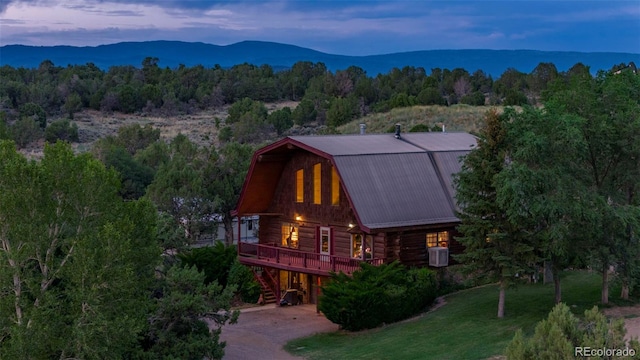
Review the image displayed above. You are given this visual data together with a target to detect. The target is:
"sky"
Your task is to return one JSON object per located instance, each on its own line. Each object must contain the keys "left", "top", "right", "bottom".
{"left": 1, "top": 0, "right": 639, "bottom": 56}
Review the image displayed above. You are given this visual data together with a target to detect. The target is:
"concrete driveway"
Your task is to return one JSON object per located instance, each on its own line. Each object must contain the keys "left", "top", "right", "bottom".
{"left": 217, "top": 304, "right": 339, "bottom": 360}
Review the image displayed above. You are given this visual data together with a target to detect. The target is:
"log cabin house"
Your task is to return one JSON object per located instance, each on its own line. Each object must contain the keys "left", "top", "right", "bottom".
{"left": 233, "top": 128, "right": 477, "bottom": 305}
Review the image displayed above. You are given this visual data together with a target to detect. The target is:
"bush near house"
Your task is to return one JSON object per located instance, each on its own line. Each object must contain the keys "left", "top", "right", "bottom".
{"left": 319, "top": 261, "right": 438, "bottom": 331}
{"left": 227, "top": 260, "right": 261, "bottom": 303}
{"left": 178, "top": 243, "right": 260, "bottom": 303}
{"left": 179, "top": 243, "right": 237, "bottom": 287}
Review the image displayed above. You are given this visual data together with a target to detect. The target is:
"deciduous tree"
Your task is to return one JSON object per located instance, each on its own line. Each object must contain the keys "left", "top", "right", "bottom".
{"left": 0, "top": 140, "right": 160, "bottom": 358}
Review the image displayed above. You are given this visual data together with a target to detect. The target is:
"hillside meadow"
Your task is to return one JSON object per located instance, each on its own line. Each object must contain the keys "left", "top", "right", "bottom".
{"left": 20, "top": 103, "right": 496, "bottom": 159}
{"left": 285, "top": 271, "right": 630, "bottom": 360}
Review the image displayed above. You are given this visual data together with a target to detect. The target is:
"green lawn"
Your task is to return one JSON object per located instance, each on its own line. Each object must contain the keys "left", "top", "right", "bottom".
{"left": 285, "top": 271, "right": 611, "bottom": 360}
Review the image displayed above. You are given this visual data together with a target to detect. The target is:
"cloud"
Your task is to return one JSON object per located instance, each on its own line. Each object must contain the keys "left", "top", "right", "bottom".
{"left": 1, "top": 0, "right": 50, "bottom": 13}
{"left": 0, "top": 18, "right": 26, "bottom": 24}
{"left": 1, "top": 0, "right": 638, "bottom": 54}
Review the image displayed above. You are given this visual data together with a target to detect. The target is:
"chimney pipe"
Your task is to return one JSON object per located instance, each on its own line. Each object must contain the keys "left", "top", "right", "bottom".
{"left": 442, "top": 124, "right": 446, "bottom": 132}
{"left": 359, "top": 123, "right": 366, "bottom": 135}
{"left": 394, "top": 124, "right": 401, "bottom": 139}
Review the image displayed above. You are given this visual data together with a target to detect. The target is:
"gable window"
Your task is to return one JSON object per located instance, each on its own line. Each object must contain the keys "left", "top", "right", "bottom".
{"left": 313, "top": 163, "right": 321, "bottom": 204}
{"left": 282, "top": 223, "right": 298, "bottom": 249}
{"left": 331, "top": 166, "right": 339, "bottom": 206}
{"left": 426, "top": 231, "right": 449, "bottom": 248}
{"left": 351, "top": 234, "right": 373, "bottom": 259}
{"left": 296, "top": 169, "right": 304, "bottom": 203}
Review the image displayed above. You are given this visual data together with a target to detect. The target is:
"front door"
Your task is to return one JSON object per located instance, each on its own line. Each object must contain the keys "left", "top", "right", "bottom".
{"left": 319, "top": 226, "right": 331, "bottom": 261}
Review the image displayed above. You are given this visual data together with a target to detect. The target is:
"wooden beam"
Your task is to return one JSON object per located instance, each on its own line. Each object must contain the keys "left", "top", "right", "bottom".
{"left": 258, "top": 154, "right": 290, "bottom": 162}
{"left": 236, "top": 212, "right": 283, "bottom": 216}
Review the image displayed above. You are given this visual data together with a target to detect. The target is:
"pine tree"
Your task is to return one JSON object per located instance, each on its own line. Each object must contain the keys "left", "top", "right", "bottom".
{"left": 454, "top": 108, "right": 536, "bottom": 318}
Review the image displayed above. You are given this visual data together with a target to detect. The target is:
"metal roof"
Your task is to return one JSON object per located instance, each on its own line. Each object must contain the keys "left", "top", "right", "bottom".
{"left": 401, "top": 132, "right": 478, "bottom": 151}
{"left": 431, "top": 151, "right": 469, "bottom": 212}
{"left": 334, "top": 153, "right": 460, "bottom": 230}
{"left": 235, "top": 132, "right": 477, "bottom": 231}
{"left": 289, "top": 134, "right": 425, "bottom": 155}
{"left": 289, "top": 132, "right": 476, "bottom": 155}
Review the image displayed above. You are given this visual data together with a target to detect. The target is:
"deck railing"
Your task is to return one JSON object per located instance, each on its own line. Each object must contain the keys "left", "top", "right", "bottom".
{"left": 238, "top": 242, "right": 384, "bottom": 275}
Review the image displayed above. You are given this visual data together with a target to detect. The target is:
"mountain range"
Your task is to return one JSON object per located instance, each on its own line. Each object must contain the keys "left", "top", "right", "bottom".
{"left": 1, "top": 40, "right": 639, "bottom": 77}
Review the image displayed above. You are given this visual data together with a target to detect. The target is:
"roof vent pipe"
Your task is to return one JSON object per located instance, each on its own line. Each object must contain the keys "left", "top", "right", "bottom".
{"left": 442, "top": 124, "right": 446, "bottom": 133}
{"left": 359, "top": 123, "right": 366, "bottom": 135}
{"left": 394, "top": 124, "right": 401, "bottom": 139}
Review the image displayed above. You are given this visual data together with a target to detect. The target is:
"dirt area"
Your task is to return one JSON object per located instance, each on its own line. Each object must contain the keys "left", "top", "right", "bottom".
{"left": 215, "top": 304, "right": 338, "bottom": 360}
{"left": 19, "top": 101, "right": 299, "bottom": 159}
{"left": 603, "top": 305, "right": 640, "bottom": 340}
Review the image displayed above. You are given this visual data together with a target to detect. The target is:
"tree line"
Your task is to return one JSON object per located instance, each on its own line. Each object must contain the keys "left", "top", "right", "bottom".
{"left": 0, "top": 58, "right": 629, "bottom": 146}
{"left": 455, "top": 68, "right": 640, "bottom": 318}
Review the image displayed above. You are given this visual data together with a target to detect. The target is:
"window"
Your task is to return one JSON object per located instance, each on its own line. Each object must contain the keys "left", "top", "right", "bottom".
{"left": 331, "top": 166, "right": 339, "bottom": 205}
{"left": 295, "top": 169, "right": 303, "bottom": 203}
{"left": 319, "top": 227, "right": 331, "bottom": 261}
{"left": 282, "top": 223, "right": 298, "bottom": 248}
{"left": 426, "top": 231, "right": 449, "bottom": 248}
{"left": 351, "top": 234, "right": 362, "bottom": 258}
{"left": 351, "top": 234, "right": 373, "bottom": 259}
{"left": 313, "top": 163, "right": 321, "bottom": 204}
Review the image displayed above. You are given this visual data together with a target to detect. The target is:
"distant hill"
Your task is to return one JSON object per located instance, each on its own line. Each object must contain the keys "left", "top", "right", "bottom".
{"left": 1, "top": 40, "right": 638, "bottom": 77}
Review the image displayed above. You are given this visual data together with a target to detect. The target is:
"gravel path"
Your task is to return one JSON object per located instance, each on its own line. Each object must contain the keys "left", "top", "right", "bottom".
{"left": 603, "top": 304, "right": 640, "bottom": 341}
{"left": 215, "top": 304, "right": 339, "bottom": 360}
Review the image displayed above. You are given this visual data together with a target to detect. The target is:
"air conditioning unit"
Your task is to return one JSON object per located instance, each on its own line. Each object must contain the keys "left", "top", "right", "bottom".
{"left": 428, "top": 247, "right": 449, "bottom": 267}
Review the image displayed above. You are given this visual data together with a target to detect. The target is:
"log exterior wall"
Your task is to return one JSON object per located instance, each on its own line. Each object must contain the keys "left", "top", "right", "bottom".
{"left": 258, "top": 151, "right": 360, "bottom": 258}
{"left": 255, "top": 150, "right": 464, "bottom": 268}
{"left": 384, "top": 224, "right": 462, "bottom": 267}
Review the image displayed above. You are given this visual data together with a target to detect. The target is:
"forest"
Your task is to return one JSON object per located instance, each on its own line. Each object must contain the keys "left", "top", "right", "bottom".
{"left": 0, "top": 58, "right": 634, "bottom": 149}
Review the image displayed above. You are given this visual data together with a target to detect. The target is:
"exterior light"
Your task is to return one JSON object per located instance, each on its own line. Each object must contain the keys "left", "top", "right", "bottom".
{"left": 348, "top": 223, "right": 355, "bottom": 228}
{"left": 295, "top": 215, "right": 302, "bottom": 221}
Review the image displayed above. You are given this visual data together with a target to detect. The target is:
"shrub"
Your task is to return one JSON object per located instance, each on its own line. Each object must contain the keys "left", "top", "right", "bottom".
{"left": 326, "top": 97, "right": 356, "bottom": 128}
{"left": 178, "top": 243, "right": 236, "bottom": 287}
{"left": 218, "top": 126, "right": 233, "bottom": 143}
{"left": 227, "top": 260, "right": 261, "bottom": 303}
{"left": 143, "top": 265, "right": 238, "bottom": 360}
{"left": 460, "top": 91, "right": 486, "bottom": 106}
{"left": 267, "top": 107, "right": 293, "bottom": 135}
{"left": 319, "top": 261, "right": 438, "bottom": 331}
{"left": 11, "top": 117, "right": 43, "bottom": 148}
{"left": 505, "top": 303, "right": 638, "bottom": 360}
{"left": 19, "top": 102, "right": 46, "bottom": 128}
{"left": 409, "top": 124, "right": 430, "bottom": 132}
{"left": 503, "top": 89, "right": 528, "bottom": 106}
{"left": 436, "top": 264, "right": 475, "bottom": 295}
{"left": 45, "top": 119, "right": 79, "bottom": 143}
{"left": 0, "top": 112, "right": 9, "bottom": 140}
{"left": 292, "top": 98, "right": 317, "bottom": 126}
{"left": 227, "top": 98, "right": 267, "bottom": 124}
{"left": 417, "top": 88, "right": 446, "bottom": 106}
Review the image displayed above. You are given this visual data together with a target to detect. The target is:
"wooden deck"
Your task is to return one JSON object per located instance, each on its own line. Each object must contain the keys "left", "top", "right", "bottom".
{"left": 238, "top": 242, "right": 384, "bottom": 276}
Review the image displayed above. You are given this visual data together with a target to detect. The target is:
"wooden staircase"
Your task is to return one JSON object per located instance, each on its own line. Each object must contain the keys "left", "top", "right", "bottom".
{"left": 251, "top": 266, "right": 277, "bottom": 305}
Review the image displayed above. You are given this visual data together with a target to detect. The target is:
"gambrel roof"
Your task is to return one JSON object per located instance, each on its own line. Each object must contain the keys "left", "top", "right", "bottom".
{"left": 234, "top": 132, "right": 477, "bottom": 232}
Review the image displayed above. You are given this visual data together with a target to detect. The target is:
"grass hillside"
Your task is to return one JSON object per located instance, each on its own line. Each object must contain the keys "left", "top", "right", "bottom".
{"left": 19, "top": 104, "right": 494, "bottom": 159}
{"left": 338, "top": 105, "right": 502, "bottom": 135}
{"left": 286, "top": 271, "right": 612, "bottom": 360}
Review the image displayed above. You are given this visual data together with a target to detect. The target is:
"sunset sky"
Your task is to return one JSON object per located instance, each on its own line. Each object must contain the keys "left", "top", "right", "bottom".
{"left": 1, "top": 0, "right": 639, "bottom": 55}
